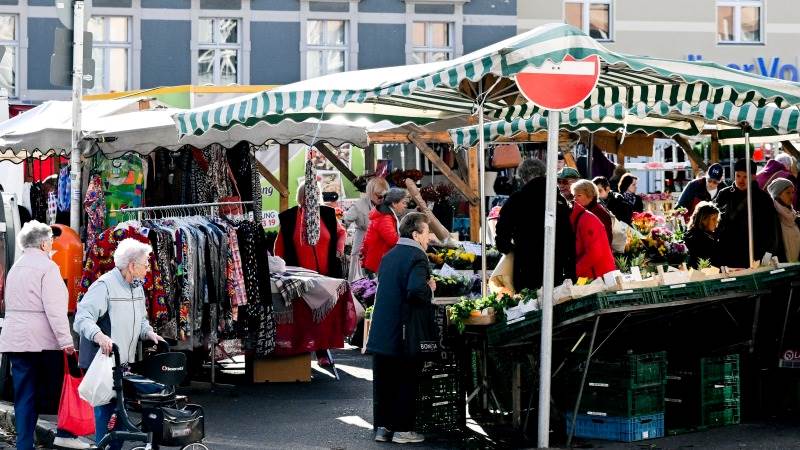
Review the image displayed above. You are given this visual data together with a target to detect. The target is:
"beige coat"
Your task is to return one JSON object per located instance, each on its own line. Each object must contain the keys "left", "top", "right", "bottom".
{"left": 0, "top": 248, "right": 73, "bottom": 352}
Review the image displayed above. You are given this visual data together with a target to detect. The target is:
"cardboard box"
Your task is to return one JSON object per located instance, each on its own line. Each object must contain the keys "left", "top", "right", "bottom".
{"left": 253, "top": 353, "right": 311, "bottom": 383}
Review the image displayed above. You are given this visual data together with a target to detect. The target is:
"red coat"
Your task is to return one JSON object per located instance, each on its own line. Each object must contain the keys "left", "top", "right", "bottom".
{"left": 361, "top": 209, "right": 399, "bottom": 273}
{"left": 571, "top": 203, "right": 616, "bottom": 279}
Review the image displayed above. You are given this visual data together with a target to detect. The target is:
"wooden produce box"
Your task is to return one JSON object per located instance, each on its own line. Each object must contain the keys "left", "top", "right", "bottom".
{"left": 253, "top": 353, "right": 311, "bottom": 383}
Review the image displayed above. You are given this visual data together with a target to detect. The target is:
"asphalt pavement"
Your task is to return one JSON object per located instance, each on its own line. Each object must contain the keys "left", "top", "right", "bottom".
{"left": 181, "top": 347, "right": 800, "bottom": 450}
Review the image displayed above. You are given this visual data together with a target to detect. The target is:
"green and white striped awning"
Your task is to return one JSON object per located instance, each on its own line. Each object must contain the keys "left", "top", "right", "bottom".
{"left": 450, "top": 107, "right": 705, "bottom": 147}
{"left": 174, "top": 23, "right": 800, "bottom": 138}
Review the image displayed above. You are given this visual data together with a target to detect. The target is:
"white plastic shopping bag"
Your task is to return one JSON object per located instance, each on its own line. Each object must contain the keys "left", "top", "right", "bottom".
{"left": 78, "top": 351, "right": 115, "bottom": 407}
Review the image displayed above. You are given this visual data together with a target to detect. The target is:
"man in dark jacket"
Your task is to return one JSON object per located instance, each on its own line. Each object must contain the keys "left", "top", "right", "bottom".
{"left": 593, "top": 176, "right": 633, "bottom": 224}
{"left": 367, "top": 212, "right": 434, "bottom": 444}
{"left": 715, "top": 159, "right": 778, "bottom": 268}
{"left": 678, "top": 163, "right": 726, "bottom": 216}
{"left": 495, "top": 159, "right": 576, "bottom": 292}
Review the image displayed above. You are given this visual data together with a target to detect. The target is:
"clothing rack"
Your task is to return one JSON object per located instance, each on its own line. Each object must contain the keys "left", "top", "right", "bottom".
{"left": 111, "top": 201, "right": 255, "bottom": 221}
{"left": 111, "top": 200, "right": 256, "bottom": 393}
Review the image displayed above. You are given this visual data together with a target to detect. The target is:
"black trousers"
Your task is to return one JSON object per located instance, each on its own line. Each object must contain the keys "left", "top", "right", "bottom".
{"left": 373, "top": 354, "right": 419, "bottom": 432}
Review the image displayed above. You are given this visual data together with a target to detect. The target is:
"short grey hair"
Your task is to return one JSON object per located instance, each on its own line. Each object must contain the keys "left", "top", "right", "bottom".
{"left": 518, "top": 159, "right": 546, "bottom": 183}
{"left": 571, "top": 179, "right": 599, "bottom": 199}
{"left": 383, "top": 188, "right": 408, "bottom": 206}
{"left": 114, "top": 238, "right": 152, "bottom": 270}
{"left": 18, "top": 220, "right": 52, "bottom": 249}
{"left": 399, "top": 212, "right": 429, "bottom": 238}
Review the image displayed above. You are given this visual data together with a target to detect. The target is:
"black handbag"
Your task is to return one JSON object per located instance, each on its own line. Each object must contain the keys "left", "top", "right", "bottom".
{"left": 402, "top": 302, "right": 439, "bottom": 359}
{"left": 143, "top": 404, "right": 205, "bottom": 447}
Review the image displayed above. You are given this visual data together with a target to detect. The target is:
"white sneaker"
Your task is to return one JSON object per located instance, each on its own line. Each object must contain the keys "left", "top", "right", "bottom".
{"left": 391, "top": 431, "right": 425, "bottom": 444}
{"left": 53, "top": 436, "right": 94, "bottom": 449}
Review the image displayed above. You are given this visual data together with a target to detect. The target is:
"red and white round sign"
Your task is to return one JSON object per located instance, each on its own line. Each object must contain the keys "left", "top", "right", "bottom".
{"left": 514, "top": 55, "right": 601, "bottom": 110}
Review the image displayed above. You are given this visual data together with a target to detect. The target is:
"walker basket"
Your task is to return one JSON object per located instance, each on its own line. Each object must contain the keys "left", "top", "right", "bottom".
{"left": 142, "top": 404, "right": 205, "bottom": 447}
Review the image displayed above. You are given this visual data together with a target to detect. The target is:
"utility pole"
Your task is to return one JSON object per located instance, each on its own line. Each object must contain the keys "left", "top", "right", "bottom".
{"left": 69, "top": 0, "right": 85, "bottom": 231}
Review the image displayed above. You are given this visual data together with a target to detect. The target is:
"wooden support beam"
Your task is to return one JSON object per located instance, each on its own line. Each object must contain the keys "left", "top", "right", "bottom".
{"left": 255, "top": 159, "right": 289, "bottom": 202}
{"left": 279, "top": 144, "right": 289, "bottom": 212}
{"left": 315, "top": 142, "right": 359, "bottom": 183}
{"left": 674, "top": 135, "right": 709, "bottom": 172}
{"left": 408, "top": 133, "right": 479, "bottom": 205}
{"left": 710, "top": 133, "right": 720, "bottom": 163}
{"left": 781, "top": 141, "right": 800, "bottom": 161}
{"left": 369, "top": 131, "right": 452, "bottom": 144}
{"left": 467, "top": 147, "right": 481, "bottom": 242}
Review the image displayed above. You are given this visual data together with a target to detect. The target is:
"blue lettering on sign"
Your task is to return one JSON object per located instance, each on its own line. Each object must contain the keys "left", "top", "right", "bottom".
{"left": 687, "top": 54, "right": 799, "bottom": 81}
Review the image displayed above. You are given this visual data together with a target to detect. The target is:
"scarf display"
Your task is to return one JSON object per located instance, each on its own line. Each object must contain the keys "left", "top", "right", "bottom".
{"left": 271, "top": 268, "right": 348, "bottom": 324}
{"left": 302, "top": 156, "right": 321, "bottom": 246}
{"left": 775, "top": 200, "right": 800, "bottom": 262}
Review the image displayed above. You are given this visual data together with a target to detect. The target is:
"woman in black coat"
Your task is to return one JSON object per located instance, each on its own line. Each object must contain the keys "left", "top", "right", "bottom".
{"left": 684, "top": 201, "right": 721, "bottom": 268}
{"left": 366, "top": 212, "right": 435, "bottom": 444}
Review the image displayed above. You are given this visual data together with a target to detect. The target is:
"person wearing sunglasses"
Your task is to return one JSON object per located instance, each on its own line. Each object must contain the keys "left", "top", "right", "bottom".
{"left": 342, "top": 177, "right": 390, "bottom": 282}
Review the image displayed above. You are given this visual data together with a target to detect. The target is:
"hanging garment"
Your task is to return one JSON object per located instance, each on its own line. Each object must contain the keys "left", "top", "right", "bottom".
{"left": 57, "top": 165, "right": 70, "bottom": 212}
{"left": 95, "top": 155, "right": 146, "bottom": 227}
{"left": 83, "top": 176, "right": 106, "bottom": 250}
{"left": 46, "top": 192, "right": 57, "bottom": 225}
{"left": 29, "top": 182, "right": 47, "bottom": 223}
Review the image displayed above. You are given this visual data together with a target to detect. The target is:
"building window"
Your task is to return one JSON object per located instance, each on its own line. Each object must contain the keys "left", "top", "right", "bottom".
{"left": 0, "top": 15, "right": 18, "bottom": 98}
{"left": 306, "top": 19, "right": 347, "bottom": 78}
{"left": 86, "top": 16, "right": 131, "bottom": 94}
{"left": 197, "top": 18, "right": 241, "bottom": 85}
{"left": 564, "top": 0, "right": 612, "bottom": 41}
{"left": 411, "top": 22, "right": 453, "bottom": 64}
{"left": 717, "top": 0, "right": 762, "bottom": 44}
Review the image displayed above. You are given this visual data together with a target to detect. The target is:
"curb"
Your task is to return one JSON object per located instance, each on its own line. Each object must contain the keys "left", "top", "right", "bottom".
{"left": 0, "top": 400, "right": 94, "bottom": 448}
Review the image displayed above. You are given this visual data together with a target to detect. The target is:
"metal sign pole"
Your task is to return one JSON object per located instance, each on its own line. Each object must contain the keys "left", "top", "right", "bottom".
{"left": 537, "top": 109, "right": 560, "bottom": 448}
{"left": 478, "top": 101, "right": 488, "bottom": 298}
{"left": 744, "top": 131, "right": 754, "bottom": 265}
{"left": 69, "top": 0, "right": 84, "bottom": 231}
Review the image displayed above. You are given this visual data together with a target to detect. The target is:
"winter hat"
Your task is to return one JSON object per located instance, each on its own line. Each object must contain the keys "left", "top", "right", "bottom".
{"left": 775, "top": 153, "right": 796, "bottom": 171}
{"left": 734, "top": 158, "right": 757, "bottom": 175}
{"left": 706, "top": 163, "right": 723, "bottom": 181}
{"left": 557, "top": 167, "right": 581, "bottom": 180}
{"left": 768, "top": 177, "right": 794, "bottom": 199}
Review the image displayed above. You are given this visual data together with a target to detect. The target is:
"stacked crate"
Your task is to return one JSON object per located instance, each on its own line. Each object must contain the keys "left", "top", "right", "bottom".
{"left": 567, "top": 351, "right": 667, "bottom": 442}
{"left": 665, "top": 354, "right": 741, "bottom": 433}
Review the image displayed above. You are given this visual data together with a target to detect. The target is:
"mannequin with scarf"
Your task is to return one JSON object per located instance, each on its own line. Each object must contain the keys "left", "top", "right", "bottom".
{"left": 275, "top": 183, "right": 346, "bottom": 278}
{"left": 768, "top": 178, "right": 800, "bottom": 262}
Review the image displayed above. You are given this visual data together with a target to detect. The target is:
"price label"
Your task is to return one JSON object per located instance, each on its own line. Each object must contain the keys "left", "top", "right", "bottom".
{"left": 439, "top": 264, "right": 458, "bottom": 277}
{"left": 460, "top": 242, "right": 483, "bottom": 256}
{"left": 261, "top": 210, "right": 280, "bottom": 229}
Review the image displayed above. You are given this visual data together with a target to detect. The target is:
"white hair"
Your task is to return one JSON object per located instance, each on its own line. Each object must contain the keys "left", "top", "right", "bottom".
{"left": 775, "top": 153, "right": 796, "bottom": 171}
{"left": 113, "top": 238, "right": 152, "bottom": 270}
{"left": 18, "top": 220, "right": 52, "bottom": 249}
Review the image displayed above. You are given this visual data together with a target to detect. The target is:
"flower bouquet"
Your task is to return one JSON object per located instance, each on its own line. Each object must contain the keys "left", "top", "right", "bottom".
{"left": 631, "top": 211, "right": 663, "bottom": 236}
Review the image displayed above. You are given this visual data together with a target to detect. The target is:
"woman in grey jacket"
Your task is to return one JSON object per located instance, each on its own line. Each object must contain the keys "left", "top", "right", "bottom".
{"left": 73, "top": 238, "right": 165, "bottom": 450}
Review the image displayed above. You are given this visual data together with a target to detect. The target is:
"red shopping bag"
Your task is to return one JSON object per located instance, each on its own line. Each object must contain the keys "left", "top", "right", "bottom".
{"left": 57, "top": 352, "right": 95, "bottom": 436}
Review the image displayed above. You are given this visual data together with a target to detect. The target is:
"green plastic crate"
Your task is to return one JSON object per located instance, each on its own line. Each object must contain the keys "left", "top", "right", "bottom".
{"left": 701, "top": 381, "right": 740, "bottom": 405}
{"left": 703, "top": 275, "right": 757, "bottom": 297}
{"left": 587, "top": 351, "right": 668, "bottom": 389}
{"left": 701, "top": 401, "right": 740, "bottom": 427}
{"left": 579, "top": 384, "right": 665, "bottom": 417}
{"left": 655, "top": 282, "right": 707, "bottom": 303}
{"left": 700, "top": 354, "right": 740, "bottom": 385}
{"left": 752, "top": 265, "right": 800, "bottom": 289}
{"left": 487, "top": 311, "right": 542, "bottom": 347}
{"left": 555, "top": 288, "right": 655, "bottom": 322}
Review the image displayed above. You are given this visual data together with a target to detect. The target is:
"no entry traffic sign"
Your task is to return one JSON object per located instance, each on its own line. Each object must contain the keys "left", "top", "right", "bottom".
{"left": 514, "top": 54, "right": 600, "bottom": 110}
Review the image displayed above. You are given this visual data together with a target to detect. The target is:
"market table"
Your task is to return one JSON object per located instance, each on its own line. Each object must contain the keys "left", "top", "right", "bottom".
{"left": 482, "top": 267, "right": 800, "bottom": 442}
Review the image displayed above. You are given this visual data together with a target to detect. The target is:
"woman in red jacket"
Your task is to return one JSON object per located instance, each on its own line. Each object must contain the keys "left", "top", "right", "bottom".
{"left": 361, "top": 188, "right": 409, "bottom": 275}
{"left": 570, "top": 201, "right": 616, "bottom": 279}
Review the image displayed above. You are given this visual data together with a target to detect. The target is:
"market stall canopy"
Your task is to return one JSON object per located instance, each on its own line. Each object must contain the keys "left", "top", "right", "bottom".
{"left": 449, "top": 105, "right": 705, "bottom": 147}
{"left": 0, "top": 98, "right": 146, "bottom": 163}
{"left": 0, "top": 99, "right": 371, "bottom": 162}
{"left": 174, "top": 23, "right": 800, "bottom": 139}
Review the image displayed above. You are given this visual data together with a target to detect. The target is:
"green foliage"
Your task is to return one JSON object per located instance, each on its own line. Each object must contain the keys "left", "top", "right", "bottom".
{"left": 448, "top": 289, "right": 537, "bottom": 333}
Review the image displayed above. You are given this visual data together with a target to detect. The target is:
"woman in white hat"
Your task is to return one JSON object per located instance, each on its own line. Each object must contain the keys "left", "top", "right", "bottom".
{"left": 768, "top": 177, "right": 800, "bottom": 262}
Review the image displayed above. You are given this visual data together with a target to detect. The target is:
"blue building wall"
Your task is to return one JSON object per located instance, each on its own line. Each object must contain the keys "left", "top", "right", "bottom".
{"left": 250, "top": 22, "right": 301, "bottom": 84}
{"left": 27, "top": 18, "right": 59, "bottom": 90}
{"left": 251, "top": 0, "right": 298, "bottom": 11}
{"left": 141, "top": 0, "right": 190, "bottom": 8}
{"left": 358, "top": 0, "right": 405, "bottom": 13}
{"left": 465, "top": 0, "right": 516, "bottom": 15}
{"left": 140, "top": 20, "right": 191, "bottom": 88}
{"left": 463, "top": 25, "right": 517, "bottom": 53}
{"left": 358, "top": 24, "right": 406, "bottom": 69}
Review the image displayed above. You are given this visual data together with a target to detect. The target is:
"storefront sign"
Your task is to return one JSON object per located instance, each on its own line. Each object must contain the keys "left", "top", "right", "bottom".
{"left": 262, "top": 210, "right": 279, "bottom": 229}
{"left": 687, "top": 54, "right": 799, "bottom": 81}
